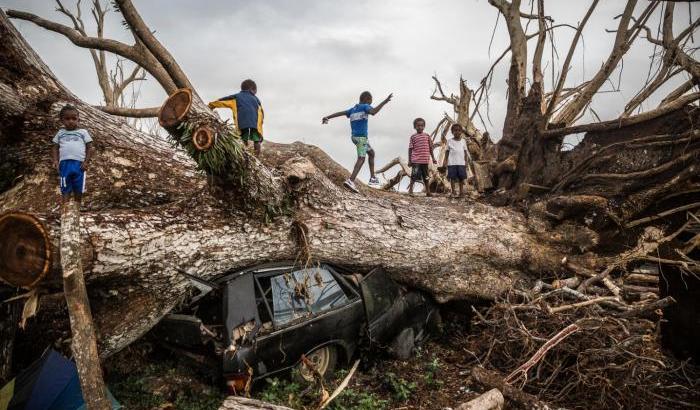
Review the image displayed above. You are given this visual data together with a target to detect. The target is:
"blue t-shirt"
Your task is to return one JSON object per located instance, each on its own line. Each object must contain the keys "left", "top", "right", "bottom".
{"left": 346, "top": 103, "right": 373, "bottom": 137}
{"left": 52, "top": 128, "right": 92, "bottom": 162}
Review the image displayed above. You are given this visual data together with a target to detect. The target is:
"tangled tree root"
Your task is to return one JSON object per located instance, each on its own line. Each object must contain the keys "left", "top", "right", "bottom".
{"left": 465, "top": 285, "right": 700, "bottom": 409}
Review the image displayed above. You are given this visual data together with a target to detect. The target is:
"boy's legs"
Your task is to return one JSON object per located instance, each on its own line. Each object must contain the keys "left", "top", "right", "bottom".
{"left": 350, "top": 136, "right": 369, "bottom": 182}
{"left": 458, "top": 165, "right": 466, "bottom": 197}
{"left": 59, "top": 160, "right": 85, "bottom": 206}
{"left": 367, "top": 147, "right": 376, "bottom": 181}
{"left": 350, "top": 157, "right": 365, "bottom": 181}
{"left": 253, "top": 141, "right": 261, "bottom": 157}
{"left": 450, "top": 180, "right": 456, "bottom": 197}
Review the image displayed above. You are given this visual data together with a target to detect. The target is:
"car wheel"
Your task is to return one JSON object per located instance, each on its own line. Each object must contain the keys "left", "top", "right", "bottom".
{"left": 295, "top": 345, "right": 338, "bottom": 383}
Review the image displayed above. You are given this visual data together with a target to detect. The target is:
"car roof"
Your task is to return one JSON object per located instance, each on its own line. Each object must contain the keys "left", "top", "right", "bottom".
{"left": 213, "top": 260, "right": 334, "bottom": 284}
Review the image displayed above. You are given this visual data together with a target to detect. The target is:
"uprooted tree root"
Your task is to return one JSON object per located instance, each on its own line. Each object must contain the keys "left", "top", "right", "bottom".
{"left": 465, "top": 287, "right": 700, "bottom": 409}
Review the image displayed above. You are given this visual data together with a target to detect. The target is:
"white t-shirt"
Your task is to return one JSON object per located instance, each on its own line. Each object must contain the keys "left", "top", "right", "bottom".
{"left": 53, "top": 128, "right": 93, "bottom": 162}
{"left": 446, "top": 138, "right": 469, "bottom": 166}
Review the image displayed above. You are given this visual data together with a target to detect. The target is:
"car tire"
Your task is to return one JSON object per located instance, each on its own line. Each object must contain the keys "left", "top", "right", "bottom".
{"left": 294, "top": 345, "right": 338, "bottom": 383}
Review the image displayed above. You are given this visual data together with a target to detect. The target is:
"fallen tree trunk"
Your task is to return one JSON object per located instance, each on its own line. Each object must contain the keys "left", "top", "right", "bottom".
{"left": 60, "top": 200, "right": 110, "bottom": 409}
{"left": 0, "top": 9, "right": 583, "bottom": 357}
{"left": 0, "top": 6, "right": 697, "bottom": 367}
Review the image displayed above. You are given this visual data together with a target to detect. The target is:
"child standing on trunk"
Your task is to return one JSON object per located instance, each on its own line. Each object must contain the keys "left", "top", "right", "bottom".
{"left": 443, "top": 123, "right": 471, "bottom": 198}
{"left": 322, "top": 91, "right": 392, "bottom": 193}
{"left": 52, "top": 104, "right": 92, "bottom": 205}
{"left": 209, "top": 79, "right": 264, "bottom": 156}
{"left": 407, "top": 118, "right": 437, "bottom": 196}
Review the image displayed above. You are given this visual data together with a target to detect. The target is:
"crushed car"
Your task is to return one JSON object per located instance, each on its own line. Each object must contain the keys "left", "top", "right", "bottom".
{"left": 152, "top": 262, "right": 440, "bottom": 393}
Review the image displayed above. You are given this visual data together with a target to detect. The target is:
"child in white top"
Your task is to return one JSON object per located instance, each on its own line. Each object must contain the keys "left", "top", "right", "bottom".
{"left": 442, "top": 123, "right": 471, "bottom": 197}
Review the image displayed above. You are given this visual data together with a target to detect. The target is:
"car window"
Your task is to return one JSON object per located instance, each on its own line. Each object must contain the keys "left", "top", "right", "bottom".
{"left": 360, "top": 268, "right": 401, "bottom": 322}
{"left": 271, "top": 267, "right": 350, "bottom": 327}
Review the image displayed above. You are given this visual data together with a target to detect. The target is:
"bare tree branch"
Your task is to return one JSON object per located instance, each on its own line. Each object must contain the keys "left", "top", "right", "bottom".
{"left": 94, "top": 105, "right": 159, "bottom": 117}
{"left": 544, "top": 0, "right": 599, "bottom": 124}
{"left": 543, "top": 92, "right": 700, "bottom": 138}
{"left": 661, "top": 3, "right": 700, "bottom": 79}
{"left": 113, "top": 0, "right": 193, "bottom": 90}
{"left": 553, "top": 0, "right": 657, "bottom": 126}
{"left": 7, "top": 8, "right": 177, "bottom": 93}
{"left": 621, "top": 67, "right": 682, "bottom": 117}
{"left": 659, "top": 79, "right": 695, "bottom": 107}
{"left": 531, "top": 0, "right": 547, "bottom": 90}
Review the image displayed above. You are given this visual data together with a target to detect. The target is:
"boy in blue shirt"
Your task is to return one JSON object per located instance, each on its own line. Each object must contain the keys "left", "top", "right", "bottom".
{"left": 209, "top": 79, "right": 264, "bottom": 156}
{"left": 322, "top": 91, "right": 392, "bottom": 193}
{"left": 52, "top": 105, "right": 92, "bottom": 205}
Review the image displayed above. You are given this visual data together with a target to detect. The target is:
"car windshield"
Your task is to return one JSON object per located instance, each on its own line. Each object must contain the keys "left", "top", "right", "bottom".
{"left": 271, "top": 266, "right": 350, "bottom": 327}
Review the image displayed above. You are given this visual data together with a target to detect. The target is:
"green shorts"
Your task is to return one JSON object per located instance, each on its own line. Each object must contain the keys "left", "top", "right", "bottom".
{"left": 351, "top": 136, "right": 373, "bottom": 158}
{"left": 241, "top": 128, "right": 262, "bottom": 143}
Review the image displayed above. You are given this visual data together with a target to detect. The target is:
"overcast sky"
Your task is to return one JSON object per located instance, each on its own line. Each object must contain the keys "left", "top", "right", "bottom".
{"left": 3, "top": 1, "right": 697, "bottom": 181}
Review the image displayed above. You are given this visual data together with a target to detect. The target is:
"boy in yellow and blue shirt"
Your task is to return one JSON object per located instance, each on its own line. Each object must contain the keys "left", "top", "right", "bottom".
{"left": 208, "top": 79, "right": 264, "bottom": 156}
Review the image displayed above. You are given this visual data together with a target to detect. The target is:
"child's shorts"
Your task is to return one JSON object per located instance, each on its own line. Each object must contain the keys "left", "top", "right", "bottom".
{"left": 411, "top": 164, "right": 430, "bottom": 182}
{"left": 350, "top": 136, "right": 373, "bottom": 157}
{"left": 59, "top": 160, "right": 86, "bottom": 195}
{"left": 241, "top": 128, "right": 262, "bottom": 142}
{"left": 447, "top": 165, "right": 467, "bottom": 181}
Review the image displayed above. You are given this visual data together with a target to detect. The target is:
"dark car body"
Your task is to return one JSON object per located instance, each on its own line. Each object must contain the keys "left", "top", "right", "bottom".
{"left": 153, "top": 262, "right": 438, "bottom": 387}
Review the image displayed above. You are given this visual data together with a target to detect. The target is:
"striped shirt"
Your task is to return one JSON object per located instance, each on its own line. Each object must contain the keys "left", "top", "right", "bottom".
{"left": 409, "top": 133, "right": 432, "bottom": 164}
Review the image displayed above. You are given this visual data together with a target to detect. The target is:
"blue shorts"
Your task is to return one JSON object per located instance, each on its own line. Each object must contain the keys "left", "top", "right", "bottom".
{"left": 59, "top": 160, "right": 86, "bottom": 195}
{"left": 447, "top": 165, "right": 467, "bottom": 181}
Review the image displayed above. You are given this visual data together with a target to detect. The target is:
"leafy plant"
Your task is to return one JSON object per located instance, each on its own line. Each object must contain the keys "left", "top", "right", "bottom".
{"left": 424, "top": 356, "right": 444, "bottom": 389}
{"left": 385, "top": 372, "right": 416, "bottom": 402}
{"left": 328, "top": 388, "right": 388, "bottom": 410}
{"left": 258, "top": 377, "right": 305, "bottom": 408}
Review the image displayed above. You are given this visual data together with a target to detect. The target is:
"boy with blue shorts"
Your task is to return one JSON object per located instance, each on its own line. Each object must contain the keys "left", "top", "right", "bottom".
{"left": 322, "top": 91, "right": 392, "bottom": 193}
{"left": 52, "top": 105, "right": 92, "bottom": 205}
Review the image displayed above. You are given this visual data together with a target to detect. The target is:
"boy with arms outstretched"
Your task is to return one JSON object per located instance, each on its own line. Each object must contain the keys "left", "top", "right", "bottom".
{"left": 322, "top": 91, "right": 392, "bottom": 193}
{"left": 52, "top": 104, "right": 92, "bottom": 205}
{"left": 209, "top": 79, "right": 264, "bottom": 156}
{"left": 407, "top": 118, "right": 437, "bottom": 196}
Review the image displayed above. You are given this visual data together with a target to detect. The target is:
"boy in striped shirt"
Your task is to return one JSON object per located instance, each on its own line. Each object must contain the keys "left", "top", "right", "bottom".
{"left": 407, "top": 118, "right": 436, "bottom": 196}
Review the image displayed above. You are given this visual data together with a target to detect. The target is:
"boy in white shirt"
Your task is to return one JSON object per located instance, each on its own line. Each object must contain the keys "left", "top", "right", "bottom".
{"left": 442, "top": 123, "right": 471, "bottom": 198}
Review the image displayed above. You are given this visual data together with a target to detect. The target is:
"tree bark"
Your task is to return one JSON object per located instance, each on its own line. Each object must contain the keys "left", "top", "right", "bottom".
{"left": 60, "top": 200, "right": 110, "bottom": 409}
{"left": 0, "top": 4, "right": 698, "bottom": 367}
{"left": 0, "top": 9, "right": 579, "bottom": 357}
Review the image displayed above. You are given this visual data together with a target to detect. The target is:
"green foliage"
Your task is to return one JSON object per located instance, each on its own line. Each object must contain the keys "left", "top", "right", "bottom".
{"left": 174, "top": 121, "right": 245, "bottom": 176}
{"left": 385, "top": 372, "right": 416, "bottom": 402}
{"left": 257, "top": 374, "right": 388, "bottom": 410}
{"left": 423, "top": 356, "right": 444, "bottom": 389}
{"left": 108, "top": 361, "right": 224, "bottom": 410}
{"left": 259, "top": 377, "right": 305, "bottom": 409}
{"left": 328, "top": 388, "right": 388, "bottom": 410}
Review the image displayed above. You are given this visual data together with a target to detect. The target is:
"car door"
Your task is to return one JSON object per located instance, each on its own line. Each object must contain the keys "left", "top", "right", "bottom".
{"left": 359, "top": 268, "right": 409, "bottom": 345}
{"left": 252, "top": 265, "right": 362, "bottom": 375}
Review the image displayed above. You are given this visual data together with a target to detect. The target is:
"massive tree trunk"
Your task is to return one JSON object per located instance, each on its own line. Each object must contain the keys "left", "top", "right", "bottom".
{"left": 1, "top": 4, "right": 697, "bottom": 371}
{"left": 0, "top": 10, "right": 578, "bottom": 358}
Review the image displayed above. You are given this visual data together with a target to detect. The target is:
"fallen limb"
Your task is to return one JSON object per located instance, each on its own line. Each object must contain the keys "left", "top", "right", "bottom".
{"left": 547, "top": 297, "right": 620, "bottom": 314}
{"left": 504, "top": 323, "right": 580, "bottom": 384}
{"left": 617, "top": 296, "right": 675, "bottom": 319}
{"left": 456, "top": 388, "right": 504, "bottom": 410}
{"left": 319, "top": 359, "right": 360, "bottom": 409}
{"left": 218, "top": 397, "right": 294, "bottom": 410}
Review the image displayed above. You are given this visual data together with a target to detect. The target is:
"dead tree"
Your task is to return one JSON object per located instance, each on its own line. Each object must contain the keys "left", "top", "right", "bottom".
{"left": 0, "top": 0, "right": 697, "bottom": 376}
